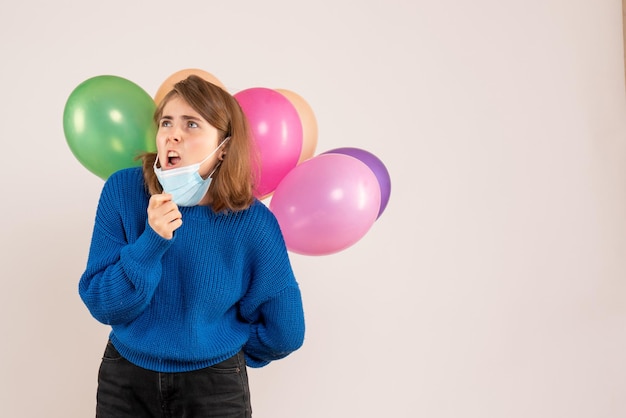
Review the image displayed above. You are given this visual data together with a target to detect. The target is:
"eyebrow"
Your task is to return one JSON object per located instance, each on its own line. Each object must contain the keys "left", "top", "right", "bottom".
{"left": 160, "top": 115, "right": 203, "bottom": 121}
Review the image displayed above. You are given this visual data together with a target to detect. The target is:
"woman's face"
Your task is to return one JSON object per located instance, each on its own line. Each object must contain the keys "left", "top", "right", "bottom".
{"left": 156, "top": 96, "right": 221, "bottom": 178}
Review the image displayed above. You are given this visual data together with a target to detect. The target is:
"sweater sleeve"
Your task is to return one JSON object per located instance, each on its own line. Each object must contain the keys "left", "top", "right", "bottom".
{"left": 243, "top": 284, "right": 305, "bottom": 367}
{"left": 239, "top": 205, "right": 305, "bottom": 367}
{"left": 78, "top": 170, "right": 172, "bottom": 325}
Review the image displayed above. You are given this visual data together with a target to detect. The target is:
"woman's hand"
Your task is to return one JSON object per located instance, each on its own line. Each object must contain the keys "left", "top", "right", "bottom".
{"left": 148, "top": 193, "right": 182, "bottom": 239}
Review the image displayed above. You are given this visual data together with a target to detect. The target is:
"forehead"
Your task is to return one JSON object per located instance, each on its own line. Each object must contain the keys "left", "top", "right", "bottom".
{"left": 160, "top": 96, "right": 204, "bottom": 119}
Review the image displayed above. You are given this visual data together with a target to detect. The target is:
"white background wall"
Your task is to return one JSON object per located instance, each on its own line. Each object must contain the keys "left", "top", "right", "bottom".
{"left": 1, "top": 0, "right": 625, "bottom": 417}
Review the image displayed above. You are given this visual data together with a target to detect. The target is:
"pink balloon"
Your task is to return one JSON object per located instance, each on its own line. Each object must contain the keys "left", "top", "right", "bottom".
{"left": 270, "top": 154, "right": 381, "bottom": 256}
{"left": 323, "top": 147, "right": 391, "bottom": 219}
{"left": 234, "top": 88, "right": 303, "bottom": 197}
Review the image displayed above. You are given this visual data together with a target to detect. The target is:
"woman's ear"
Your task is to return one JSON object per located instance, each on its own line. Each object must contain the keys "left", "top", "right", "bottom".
{"left": 219, "top": 136, "right": 230, "bottom": 161}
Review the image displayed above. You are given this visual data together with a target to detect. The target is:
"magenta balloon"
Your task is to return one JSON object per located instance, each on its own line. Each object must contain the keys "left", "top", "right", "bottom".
{"left": 270, "top": 154, "right": 381, "bottom": 256}
{"left": 323, "top": 147, "right": 391, "bottom": 219}
{"left": 234, "top": 88, "right": 303, "bottom": 197}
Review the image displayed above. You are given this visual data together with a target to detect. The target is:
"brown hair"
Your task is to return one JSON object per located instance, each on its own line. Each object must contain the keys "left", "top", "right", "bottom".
{"left": 140, "top": 75, "right": 258, "bottom": 213}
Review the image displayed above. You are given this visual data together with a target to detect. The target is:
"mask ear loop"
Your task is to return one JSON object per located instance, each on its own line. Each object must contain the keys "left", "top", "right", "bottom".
{"left": 153, "top": 153, "right": 161, "bottom": 170}
{"left": 209, "top": 137, "right": 231, "bottom": 178}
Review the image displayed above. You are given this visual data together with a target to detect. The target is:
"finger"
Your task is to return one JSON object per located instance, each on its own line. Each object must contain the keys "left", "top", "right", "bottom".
{"left": 149, "top": 193, "right": 174, "bottom": 208}
{"left": 168, "top": 218, "right": 183, "bottom": 232}
{"left": 158, "top": 211, "right": 183, "bottom": 239}
{"left": 163, "top": 206, "right": 182, "bottom": 224}
{"left": 149, "top": 198, "right": 179, "bottom": 218}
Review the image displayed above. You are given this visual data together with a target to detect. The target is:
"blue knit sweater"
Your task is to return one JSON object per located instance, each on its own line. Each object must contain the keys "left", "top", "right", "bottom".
{"left": 79, "top": 167, "right": 305, "bottom": 372}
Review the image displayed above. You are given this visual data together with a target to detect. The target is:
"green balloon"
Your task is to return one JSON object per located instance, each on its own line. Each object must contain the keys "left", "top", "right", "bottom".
{"left": 63, "top": 75, "right": 157, "bottom": 179}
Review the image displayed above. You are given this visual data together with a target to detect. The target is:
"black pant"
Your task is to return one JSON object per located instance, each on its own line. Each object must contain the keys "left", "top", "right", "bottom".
{"left": 96, "top": 341, "right": 252, "bottom": 417}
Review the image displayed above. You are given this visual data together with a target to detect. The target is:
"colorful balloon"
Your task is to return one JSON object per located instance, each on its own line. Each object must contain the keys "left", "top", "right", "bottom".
{"left": 270, "top": 154, "right": 381, "bottom": 256}
{"left": 275, "top": 89, "right": 318, "bottom": 163}
{"left": 154, "top": 68, "right": 226, "bottom": 105}
{"left": 63, "top": 75, "right": 157, "bottom": 180}
{"left": 323, "top": 147, "right": 391, "bottom": 218}
{"left": 234, "top": 87, "right": 303, "bottom": 198}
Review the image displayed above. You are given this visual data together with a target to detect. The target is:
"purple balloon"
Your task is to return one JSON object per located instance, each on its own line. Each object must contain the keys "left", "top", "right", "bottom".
{"left": 323, "top": 147, "right": 391, "bottom": 218}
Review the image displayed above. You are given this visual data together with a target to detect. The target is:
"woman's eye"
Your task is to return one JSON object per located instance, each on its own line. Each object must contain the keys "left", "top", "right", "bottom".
{"left": 188, "top": 121, "right": 198, "bottom": 128}
{"left": 160, "top": 120, "right": 172, "bottom": 127}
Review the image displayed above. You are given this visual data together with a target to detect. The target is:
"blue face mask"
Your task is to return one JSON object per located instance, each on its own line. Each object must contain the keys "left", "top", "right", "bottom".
{"left": 153, "top": 138, "right": 229, "bottom": 207}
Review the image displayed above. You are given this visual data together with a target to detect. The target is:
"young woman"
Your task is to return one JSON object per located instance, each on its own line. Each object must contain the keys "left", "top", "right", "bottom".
{"left": 79, "top": 75, "right": 305, "bottom": 417}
